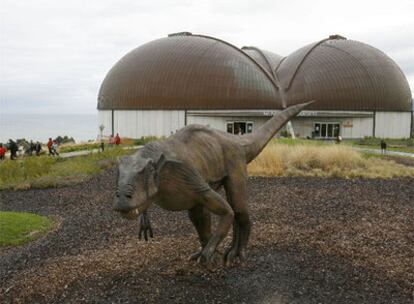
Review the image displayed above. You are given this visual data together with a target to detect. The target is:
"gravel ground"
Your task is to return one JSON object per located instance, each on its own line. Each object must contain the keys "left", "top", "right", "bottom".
{"left": 0, "top": 168, "right": 413, "bottom": 304}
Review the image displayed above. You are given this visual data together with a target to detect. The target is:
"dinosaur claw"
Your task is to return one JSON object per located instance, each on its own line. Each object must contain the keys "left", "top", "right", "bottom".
{"left": 138, "top": 211, "right": 154, "bottom": 241}
{"left": 224, "top": 248, "right": 246, "bottom": 267}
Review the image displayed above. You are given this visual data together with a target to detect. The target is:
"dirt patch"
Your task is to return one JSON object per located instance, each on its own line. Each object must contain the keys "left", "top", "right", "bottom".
{"left": 0, "top": 169, "right": 413, "bottom": 303}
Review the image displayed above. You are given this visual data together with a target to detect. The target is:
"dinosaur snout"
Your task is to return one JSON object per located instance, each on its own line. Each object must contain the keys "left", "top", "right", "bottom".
{"left": 113, "top": 196, "right": 135, "bottom": 213}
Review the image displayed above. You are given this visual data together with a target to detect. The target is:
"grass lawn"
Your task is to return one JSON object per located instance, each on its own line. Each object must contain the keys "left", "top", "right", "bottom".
{"left": 0, "top": 148, "right": 133, "bottom": 191}
{"left": 0, "top": 211, "right": 54, "bottom": 247}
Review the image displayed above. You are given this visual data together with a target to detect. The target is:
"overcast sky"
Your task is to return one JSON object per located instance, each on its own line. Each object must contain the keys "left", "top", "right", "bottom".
{"left": 1, "top": 0, "right": 413, "bottom": 115}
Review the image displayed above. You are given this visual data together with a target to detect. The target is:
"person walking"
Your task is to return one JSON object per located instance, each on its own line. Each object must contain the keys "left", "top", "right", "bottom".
{"left": 0, "top": 143, "right": 7, "bottom": 160}
{"left": 51, "top": 140, "right": 59, "bottom": 156}
{"left": 115, "top": 133, "right": 121, "bottom": 146}
{"left": 47, "top": 138, "right": 54, "bottom": 156}
{"left": 35, "top": 141, "right": 42, "bottom": 156}
{"left": 380, "top": 140, "right": 387, "bottom": 155}
{"left": 8, "top": 139, "right": 18, "bottom": 160}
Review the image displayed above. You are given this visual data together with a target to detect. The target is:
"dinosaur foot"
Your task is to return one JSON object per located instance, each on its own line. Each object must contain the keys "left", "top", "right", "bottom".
{"left": 224, "top": 247, "right": 246, "bottom": 267}
{"left": 138, "top": 212, "right": 153, "bottom": 241}
{"left": 189, "top": 250, "right": 223, "bottom": 267}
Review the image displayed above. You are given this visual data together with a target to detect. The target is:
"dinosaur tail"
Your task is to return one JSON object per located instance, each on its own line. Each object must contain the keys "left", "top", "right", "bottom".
{"left": 241, "top": 101, "right": 314, "bottom": 164}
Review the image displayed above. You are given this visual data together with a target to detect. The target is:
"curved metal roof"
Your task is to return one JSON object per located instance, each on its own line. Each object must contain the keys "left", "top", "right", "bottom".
{"left": 276, "top": 36, "right": 412, "bottom": 111}
{"left": 98, "top": 34, "right": 412, "bottom": 112}
{"left": 98, "top": 34, "right": 281, "bottom": 110}
{"left": 241, "top": 46, "right": 284, "bottom": 83}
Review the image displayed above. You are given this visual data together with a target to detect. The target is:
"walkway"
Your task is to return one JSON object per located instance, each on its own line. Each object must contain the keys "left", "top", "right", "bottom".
{"left": 351, "top": 146, "right": 414, "bottom": 158}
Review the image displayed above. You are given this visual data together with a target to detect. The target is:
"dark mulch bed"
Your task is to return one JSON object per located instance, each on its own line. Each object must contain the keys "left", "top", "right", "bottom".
{"left": 0, "top": 168, "right": 413, "bottom": 304}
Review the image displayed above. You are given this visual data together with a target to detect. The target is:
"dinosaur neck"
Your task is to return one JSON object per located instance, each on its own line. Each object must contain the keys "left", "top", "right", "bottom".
{"left": 242, "top": 101, "right": 313, "bottom": 163}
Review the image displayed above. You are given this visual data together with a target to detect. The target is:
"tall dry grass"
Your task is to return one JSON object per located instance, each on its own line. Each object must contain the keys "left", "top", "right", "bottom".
{"left": 248, "top": 143, "right": 414, "bottom": 178}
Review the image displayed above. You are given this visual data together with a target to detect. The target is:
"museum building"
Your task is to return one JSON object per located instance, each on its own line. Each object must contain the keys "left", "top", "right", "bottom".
{"left": 97, "top": 32, "right": 413, "bottom": 139}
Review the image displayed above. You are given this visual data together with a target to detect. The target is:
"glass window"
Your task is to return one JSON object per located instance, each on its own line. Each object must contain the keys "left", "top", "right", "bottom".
{"left": 327, "top": 124, "right": 333, "bottom": 138}
{"left": 333, "top": 124, "right": 340, "bottom": 137}
{"left": 227, "top": 123, "right": 233, "bottom": 134}
{"left": 247, "top": 123, "right": 253, "bottom": 133}
{"left": 314, "top": 123, "right": 321, "bottom": 137}
{"left": 321, "top": 124, "right": 327, "bottom": 137}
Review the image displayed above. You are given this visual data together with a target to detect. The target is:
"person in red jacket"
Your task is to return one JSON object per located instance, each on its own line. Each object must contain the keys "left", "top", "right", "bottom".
{"left": 0, "top": 143, "right": 7, "bottom": 160}
{"left": 114, "top": 133, "right": 121, "bottom": 146}
{"left": 47, "top": 138, "right": 54, "bottom": 156}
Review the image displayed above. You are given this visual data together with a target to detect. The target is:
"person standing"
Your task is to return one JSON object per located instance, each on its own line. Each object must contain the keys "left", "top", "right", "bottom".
{"left": 380, "top": 140, "right": 387, "bottom": 154}
{"left": 8, "top": 139, "right": 18, "bottom": 160}
{"left": 0, "top": 143, "right": 6, "bottom": 160}
{"left": 115, "top": 133, "right": 121, "bottom": 146}
{"left": 30, "top": 140, "right": 35, "bottom": 156}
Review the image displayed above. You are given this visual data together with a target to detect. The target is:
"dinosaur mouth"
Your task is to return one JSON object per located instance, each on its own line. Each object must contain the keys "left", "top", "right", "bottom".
{"left": 119, "top": 208, "right": 139, "bottom": 220}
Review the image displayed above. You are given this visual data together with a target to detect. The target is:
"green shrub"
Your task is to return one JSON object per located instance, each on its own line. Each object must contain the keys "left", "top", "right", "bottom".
{"left": 134, "top": 136, "right": 161, "bottom": 145}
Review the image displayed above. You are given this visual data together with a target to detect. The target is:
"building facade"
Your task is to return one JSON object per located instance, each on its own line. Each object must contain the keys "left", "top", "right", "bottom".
{"left": 98, "top": 33, "right": 413, "bottom": 139}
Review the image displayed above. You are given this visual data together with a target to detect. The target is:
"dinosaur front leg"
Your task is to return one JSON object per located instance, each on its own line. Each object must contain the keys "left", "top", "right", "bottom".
{"left": 197, "top": 190, "right": 234, "bottom": 265}
{"left": 138, "top": 210, "right": 153, "bottom": 241}
{"left": 224, "top": 172, "right": 251, "bottom": 266}
{"left": 188, "top": 205, "right": 211, "bottom": 260}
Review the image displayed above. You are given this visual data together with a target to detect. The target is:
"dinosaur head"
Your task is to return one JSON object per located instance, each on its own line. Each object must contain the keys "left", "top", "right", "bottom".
{"left": 114, "top": 154, "right": 162, "bottom": 220}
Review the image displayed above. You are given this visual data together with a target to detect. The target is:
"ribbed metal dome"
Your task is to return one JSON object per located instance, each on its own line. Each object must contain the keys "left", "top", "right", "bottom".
{"left": 98, "top": 34, "right": 412, "bottom": 112}
{"left": 276, "top": 36, "right": 412, "bottom": 111}
{"left": 98, "top": 34, "right": 281, "bottom": 110}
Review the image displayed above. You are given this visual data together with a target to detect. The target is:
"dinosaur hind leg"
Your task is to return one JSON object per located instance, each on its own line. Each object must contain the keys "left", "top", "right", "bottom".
{"left": 197, "top": 189, "right": 234, "bottom": 265}
{"left": 188, "top": 205, "right": 212, "bottom": 260}
{"left": 224, "top": 172, "right": 251, "bottom": 266}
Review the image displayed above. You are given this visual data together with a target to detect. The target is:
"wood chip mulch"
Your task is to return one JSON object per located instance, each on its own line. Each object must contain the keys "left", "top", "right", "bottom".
{"left": 0, "top": 168, "right": 413, "bottom": 304}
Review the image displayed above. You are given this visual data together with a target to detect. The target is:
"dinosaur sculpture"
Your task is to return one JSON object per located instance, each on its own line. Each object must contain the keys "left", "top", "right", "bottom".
{"left": 114, "top": 101, "right": 313, "bottom": 265}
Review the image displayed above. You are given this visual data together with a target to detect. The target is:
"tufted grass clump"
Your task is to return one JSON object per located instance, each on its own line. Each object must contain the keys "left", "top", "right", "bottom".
{"left": 248, "top": 143, "right": 414, "bottom": 179}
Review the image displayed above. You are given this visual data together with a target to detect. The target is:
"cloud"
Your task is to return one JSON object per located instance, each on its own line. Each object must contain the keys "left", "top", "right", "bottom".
{"left": 1, "top": 0, "right": 413, "bottom": 114}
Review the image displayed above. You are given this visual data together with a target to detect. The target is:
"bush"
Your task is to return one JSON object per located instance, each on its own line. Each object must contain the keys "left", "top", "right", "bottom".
{"left": 134, "top": 136, "right": 161, "bottom": 145}
{"left": 54, "top": 135, "right": 75, "bottom": 144}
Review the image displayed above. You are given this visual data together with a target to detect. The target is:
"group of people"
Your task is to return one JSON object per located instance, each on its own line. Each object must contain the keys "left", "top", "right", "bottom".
{"left": 100, "top": 133, "right": 121, "bottom": 152}
{"left": 47, "top": 138, "right": 60, "bottom": 156}
{"left": 24, "top": 141, "right": 43, "bottom": 156}
{"left": 0, "top": 140, "right": 20, "bottom": 160}
{"left": 0, "top": 138, "right": 61, "bottom": 161}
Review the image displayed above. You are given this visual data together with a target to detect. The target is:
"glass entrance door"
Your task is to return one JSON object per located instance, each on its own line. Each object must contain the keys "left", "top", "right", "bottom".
{"left": 226, "top": 122, "right": 253, "bottom": 135}
{"left": 314, "top": 123, "right": 340, "bottom": 138}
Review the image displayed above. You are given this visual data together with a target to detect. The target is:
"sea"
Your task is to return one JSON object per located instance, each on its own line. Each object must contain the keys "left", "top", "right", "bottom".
{"left": 0, "top": 113, "right": 98, "bottom": 144}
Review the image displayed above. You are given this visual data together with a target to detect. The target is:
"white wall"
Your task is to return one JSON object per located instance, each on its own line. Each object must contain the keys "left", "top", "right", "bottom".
{"left": 187, "top": 115, "right": 269, "bottom": 132}
{"left": 98, "top": 110, "right": 412, "bottom": 139}
{"left": 291, "top": 117, "right": 374, "bottom": 139}
{"left": 98, "top": 110, "right": 112, "bottom": 136}
{"left": 341, "top": 117, "right": 374, "bottom": 139}
{"left": 375, "top": 111, "right": 412, "bottom": 138}
{"left": 98, "top": 110, "right": 185, "bottom": 138}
